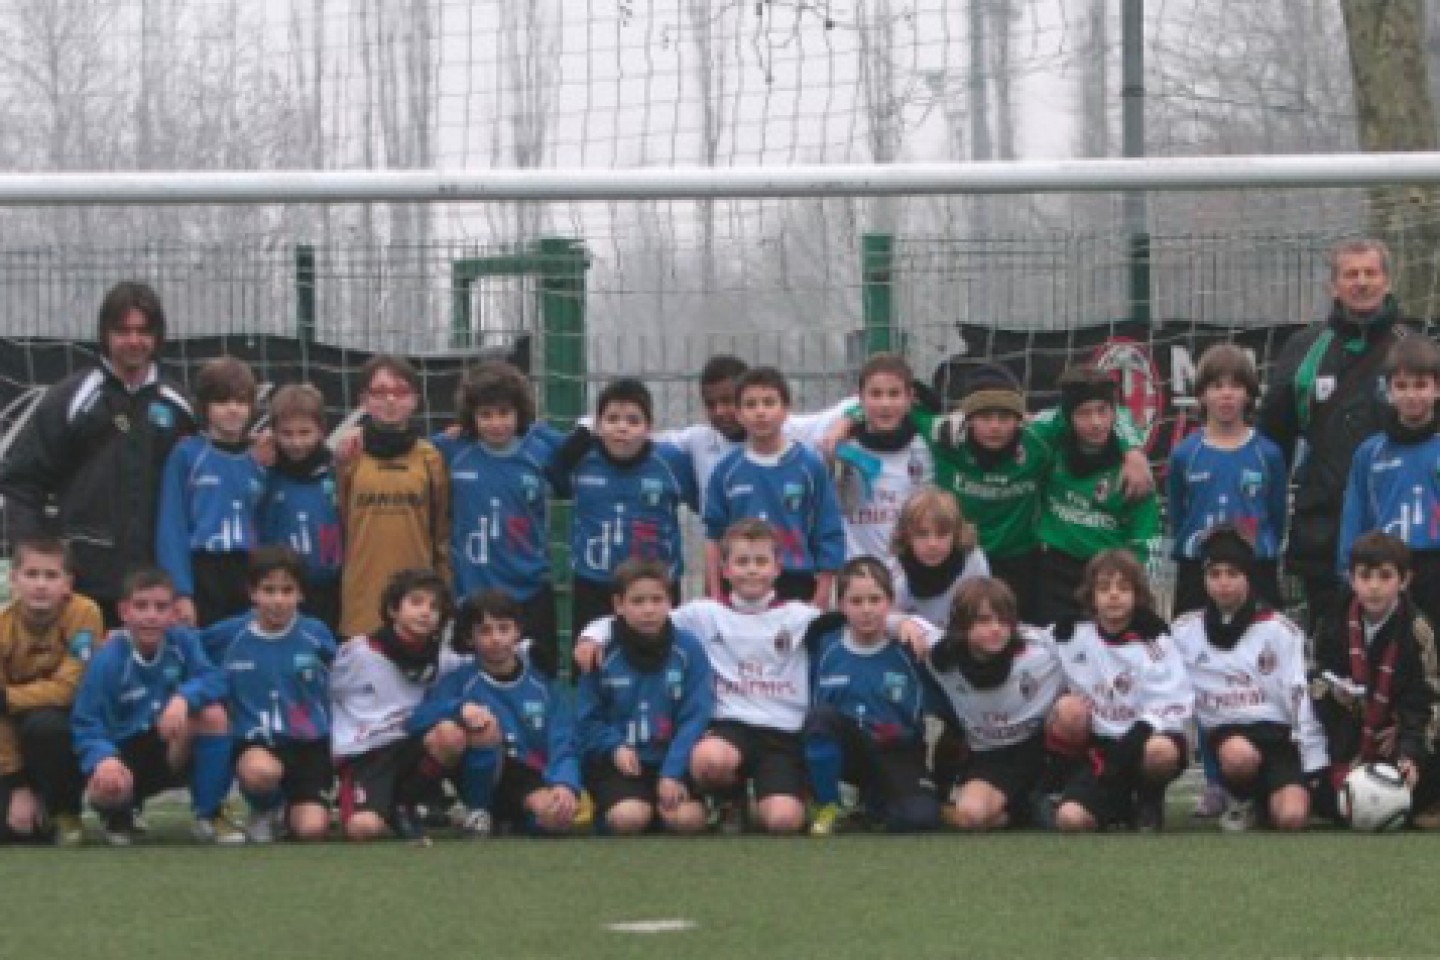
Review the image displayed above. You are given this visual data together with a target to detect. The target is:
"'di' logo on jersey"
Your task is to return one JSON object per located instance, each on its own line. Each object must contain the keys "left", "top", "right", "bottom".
{"left": 883, "top": 671, "right": 908, "bottom": 703}
{"left": 1240, "top": 469, "right": 1264, "bottom": 498}
{"left": 782, "top": 482, "right": 804, "bottom": 513}
{"left": 639, "top": 478, "right": 665, "bottom": 507}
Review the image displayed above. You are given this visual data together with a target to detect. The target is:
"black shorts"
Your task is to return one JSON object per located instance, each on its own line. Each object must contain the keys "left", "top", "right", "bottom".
{"left": 115, "top": 729, "right": 187, "bottom": 802}
{"left": 518, "top": 583, "right": 559, "bottom": 679}
{"left": 1209, "top": 723, "right": 1304, "bottom": 800}
{"left": 191, "top": 551, "right": 253, "bottom": 628}
{"left": 584, "top": 756, "right": 696, "bottom": 815}
{"left": 843, "top": 739, "right": 934, "bottom": 812}
{"left": 988, "top": 550, "right": 1041, "bottom": 626}
{"left": 492, "top": 756, "right": 549, "bottom": 822}
{"left": 1036, "top": 548, "right": 1087, "bottom": 628}
{"left": 301, "top": 578, "right": 342, "bottom": 636}
{"left": 1060, "top": 732, "right": 1188, "bottom": 826}
{"left": 961, "top": 735, "right": 1047, "bottom": 816}
{"left": 773, "top": 571, "right": 819, "bottom": 604}
{"left": 704, "top": 720, "right": 807, "bottom": 801}
{"left": 237, "top": 740, "right": 334, "bottom": 807}
{"left": 335, "top": 737, "right": 425, "bottom": 824}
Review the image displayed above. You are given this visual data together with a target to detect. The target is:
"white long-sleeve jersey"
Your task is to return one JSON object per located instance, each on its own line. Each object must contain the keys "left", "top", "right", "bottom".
{"left": 329, "top": 638, "right": 431, "bottom": 758}
{"left": 925, "top": 625, "right": 1065, "bottom": 751}
{"left": 835, "top": 436, "right": 934, "bottom": 561}
{"left": 580, "top": 598, "right": 824, "bottom": 733}
{"left": 1171, "top": 609, "right": 1329, "bottom": 773}
{"left": 1051, "top": 618, "right": 1194, "bottom": 740}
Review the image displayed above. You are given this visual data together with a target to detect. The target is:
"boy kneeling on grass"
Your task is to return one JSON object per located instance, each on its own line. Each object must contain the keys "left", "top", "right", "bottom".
{"left": 71, "top": 568, "right": 240, "bottom": 845}
{"left": 408, "top": 589, "right": 581, "bottom": 838}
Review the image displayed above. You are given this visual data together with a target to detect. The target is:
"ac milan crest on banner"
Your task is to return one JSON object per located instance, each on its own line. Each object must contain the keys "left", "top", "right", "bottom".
{"left": 930, "top": 320, "right": 1311, "bottom": 462}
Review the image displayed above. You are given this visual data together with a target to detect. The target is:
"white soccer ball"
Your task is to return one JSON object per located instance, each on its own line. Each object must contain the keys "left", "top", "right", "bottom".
{"left": 1338, "top": 763, "right": 1412, "bottom": 832}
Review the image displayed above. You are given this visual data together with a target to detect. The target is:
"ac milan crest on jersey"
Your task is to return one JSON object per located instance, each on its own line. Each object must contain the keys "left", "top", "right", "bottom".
{"left": 1094, "top": 477, "right": 1112, "bottom": 501}
{"left": 774, "top": 629, "right": 792, "bottom": 654}
{"left": 1018, "top": 670, "right": 1037, "bottom": 701}
{"left": 1257, "top": 644, "right": 1277, "bottom": 676}
{"left": 1112, "top": 670, "right": 1134, "bottom": 697}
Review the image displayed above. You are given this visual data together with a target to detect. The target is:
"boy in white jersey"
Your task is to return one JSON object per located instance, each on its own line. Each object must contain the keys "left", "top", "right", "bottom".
{"left": 1171, "top": 526, "right": 1324, "bottom": 831}
{"left": 577, "top": 518, "right": 930, "bottom": 833}
{"left": 925, "top": 578, "right": 1066, "bottom": 831}
{"left": 1050, "top": 550, "right": 1193, "bottom": 832}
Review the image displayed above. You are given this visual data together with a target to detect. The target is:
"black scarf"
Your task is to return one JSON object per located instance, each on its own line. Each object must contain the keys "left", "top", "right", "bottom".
{"left": 1383, "top": 406, "right": 1438, "bottom": 445}
{"left": 1203, "top": 597, "right": 1260, "bottom": 651}
{"left": 615, "top": 615, "right": 675, "bottom": 673}
{"left": 373, "top": 625, "right": 439, "bottom": 684}
{"left": 964, "top": 432, "right": 1021, "bottom": 471}
{"left": 212, "top": 437, "right": 250, "bottom": 455}
{"left": 718, "top": 423, "right": 747, "bottom": 444}
{"left": 1097, "top": 607, "right": 1169, "bottom": 644}
{"left": 899, "top": 547, "right": 967, "bottom": 599}
{"left": 930, "top": 632, "right": 1021, "bottom": 689}
{"left": 1061, "top": 431, "right": 1121, "bottom": 479}
{"left": 363, "top": 418, "right": 419, "bottom": 459}
{"left": 274, "top": 443, "right": 334, "bottom": 481}
{"left": 598, "top": 438, "right": 654, "bottom": 471}
{"left": 854, "top": 419, "right": 918, "bottom": 453}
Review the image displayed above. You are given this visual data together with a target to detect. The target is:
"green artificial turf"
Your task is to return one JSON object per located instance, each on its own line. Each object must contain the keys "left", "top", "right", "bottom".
{"left": 2, "top": 829, "right": 1434, "bottom": 960}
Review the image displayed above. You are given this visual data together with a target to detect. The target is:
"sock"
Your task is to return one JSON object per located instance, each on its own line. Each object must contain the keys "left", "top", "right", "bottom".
{"left": 1197, "top": 726, "right": 1221, "bottom": 784}
{"left": 190, "top": 734, "right": 234, "bottom": 820}
{"left": 804, "top": 733, "right": 843, "bottom": 806}
{"left": 459, "top": 748, "right": 501, "bottom": 811}
{"left": 242, "top": 786, "right": 284, "bottom": 813}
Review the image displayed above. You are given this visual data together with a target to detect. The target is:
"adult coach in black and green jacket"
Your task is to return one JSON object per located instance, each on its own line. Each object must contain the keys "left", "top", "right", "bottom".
{"left": 0, "top": 282, "right": 195, "bottom": 626}
{"left": 1258, "top": 238, "right": 1421, "bottom": 631}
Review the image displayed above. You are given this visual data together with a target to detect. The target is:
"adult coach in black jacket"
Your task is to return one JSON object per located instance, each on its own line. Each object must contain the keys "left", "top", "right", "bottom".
{"left": 1258, "top": 238, "right": 1421, "bottom": 631}
{"left": 0, "top": 282, "right": 195, "bottom": 625}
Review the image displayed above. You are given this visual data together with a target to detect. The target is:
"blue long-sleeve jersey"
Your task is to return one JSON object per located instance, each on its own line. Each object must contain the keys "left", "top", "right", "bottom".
{"left": 433, "top": 426, "right": 563, "bottom": 601}
{"left": 156, "top": 435, "right": 266, "bottom": 597}
{"left": 71, "top": 626, "right": 227, "bottom": 775}
{"left": 1167, "top": 428, "right": 1288, "bottom": 560}
{"left": 808, "top": 624, "right": 930, "bottom": 747}
{"left": 704, "top": 443, "right": 846, "bottom": 574}
{"left": 408, "top": 654, "right": 582, "bottom": 793}
{"left": 1338, "top": 429, "right": 1440, "bottom": 576}
{"left": 575, "top": 628, "right": 714, "bottom": 780}
{"left": 257, "top": 459, "right": 343, "bottom": 584}
{"left": 553, "top": 441, "right": 698, "bottom": 585}
{"left": 202, "top": 612, "right": 337, "bottom": 746}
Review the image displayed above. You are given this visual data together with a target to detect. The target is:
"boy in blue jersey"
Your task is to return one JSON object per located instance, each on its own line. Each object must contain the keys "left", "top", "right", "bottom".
{"left": 407, "top": 589, "right": 580, "bottom": 837}
{"left": 553, "top": 378, "right": 699, "bottom": 641}
{"left": 704, "top": 366, "right": 846, "bottom": 607}
{"left": 202, "top": 547, "right": 336, "bottom": 843}
{"left": 157, "top": 356, "right": 265, "bottom": 628}
{"left": 70, "top": 568, "right": 242, "bottom": 845}
{"left": 804, "top": 557, "right": 940, "bottom": 835}
{"left": 1168, "top": 344, "right": 1287, "bottom": 615}
{"left": 1339, "top": 336, "right": 1440, "bottom": 631}
{"left": 576, "top": 559, "right": 713, "bottom": 835}
{"left": 433, "top": 361, "right": 566, "bottom": 677}
{"left": 258, "top": 384, "right": 343, "bottom": 631}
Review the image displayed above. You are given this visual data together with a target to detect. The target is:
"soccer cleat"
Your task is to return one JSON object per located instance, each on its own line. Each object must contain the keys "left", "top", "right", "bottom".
{"left": 1218, "top": 799, "right": 1257, "bottom": 833}
{"left": 1192, "top": 781, "right": 1229, "bottom": 819}
{"left": 573, "top": 791, "right": 595, "bottom": 833}
{"left": 461, "top": 808, "right": 494, "bottom": 839}
{"left": 53, "top": 813, "right": 85, "bottom": 847}
{"left": 245, "top": 807, "right": 285, "bottom": 844}
{"left": 809, "top": 802, "right": 844, "bottom": 837}
{"left": 1135, "top": 796, "right": 1166, "bottom": 833}
{"left": 192, "top": 815, "right": 248, "bottom": 845}
{"left": 102, "top": 811, "right": 138, "bottom": 847}
{"left": 714, "top": 800, "right": 745, "bottom": 836}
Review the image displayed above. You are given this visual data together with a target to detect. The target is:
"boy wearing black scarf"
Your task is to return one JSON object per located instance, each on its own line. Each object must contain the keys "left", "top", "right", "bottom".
{"left": 1171, "top": 526, "right": 1326, "bottom": 831}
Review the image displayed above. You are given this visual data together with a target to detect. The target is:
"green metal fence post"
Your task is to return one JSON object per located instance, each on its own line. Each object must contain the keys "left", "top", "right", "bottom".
{"left": 861, "top": 232, "right": 896, "bottom": 355}
{"left": 539, "top": 237, "right": 589, "bottom": 680}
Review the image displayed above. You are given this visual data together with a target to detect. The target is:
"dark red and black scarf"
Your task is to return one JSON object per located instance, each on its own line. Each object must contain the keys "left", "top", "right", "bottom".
{"left": 1346, "top": 597, "right": 1403, "bottom": 764}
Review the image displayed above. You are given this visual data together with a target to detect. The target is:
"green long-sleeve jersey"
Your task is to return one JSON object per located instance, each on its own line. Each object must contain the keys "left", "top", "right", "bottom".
{"left": 1035, "top": 445, "right": 1161, "bottom": 563}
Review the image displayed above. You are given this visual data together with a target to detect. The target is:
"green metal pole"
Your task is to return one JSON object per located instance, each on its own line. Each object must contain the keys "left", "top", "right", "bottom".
{"left": 451, "top": 260, "right": 473, "bottom": 349}
{"left": 861, "top": 232, "right": 896, "bottom": 355}
{"left": 539, "top": 237, "right": 589, "bottom": 680}
{"left": 295, "top": 244, "right": 316, "bottom": 344}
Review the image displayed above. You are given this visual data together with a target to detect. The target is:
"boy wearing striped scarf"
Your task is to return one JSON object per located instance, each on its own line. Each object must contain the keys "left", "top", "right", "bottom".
{"left": 1312, "top": 531, "right": 1440, "bottom": 828}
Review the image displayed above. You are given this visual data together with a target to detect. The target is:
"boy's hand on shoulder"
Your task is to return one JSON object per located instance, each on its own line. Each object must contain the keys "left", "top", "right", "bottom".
{"left": 335, "top": 427, "right": 362, "bottom": 463}
{"left": 157, "top": 695, "right": 190, "bottom": 741}
{"left": 614, "top": 746, "right": 641, "bottom": 777}
{"left": 460, "top": 703, "right": 495, "bottom": 733}
{"left": 573, "top": 639, "right": 603, "bottom": 674}
{"left": 1399, "top": 756, "right": 1419, "bottom": 789}
{"left": 817, "top": 417, "right": 857, "bottom": 462}
{"left": 175, "top": 597, "right": 197, "bottom": 628}
{"left": 898, "top": 618, "right": 934, "bottom": 657}
{"left": 250, "top": 428, "right": 276, "bottom": 467}
{"left": 1119, "top": 449, "right": 1155, "bottom": 500}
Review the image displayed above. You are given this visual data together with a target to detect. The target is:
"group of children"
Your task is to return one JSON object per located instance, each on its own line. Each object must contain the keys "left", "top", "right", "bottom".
{"left": 3, "top": 332, "right": 1440, "bottom": 843}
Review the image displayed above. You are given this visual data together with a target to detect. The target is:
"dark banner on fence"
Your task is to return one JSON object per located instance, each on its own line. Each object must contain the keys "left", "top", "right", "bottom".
{"left": 0, "top": 334, "right": 529, "bottom": 437}
{"left": 931, "top": 320, "right": 1313, "bottom": 462}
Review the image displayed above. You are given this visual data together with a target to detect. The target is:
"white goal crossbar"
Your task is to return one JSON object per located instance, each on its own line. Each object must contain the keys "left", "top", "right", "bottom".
{"left": 1, "top": 154, "right": 1439, "bottom": 205}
